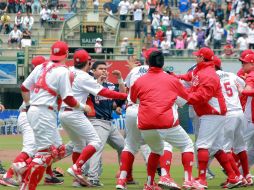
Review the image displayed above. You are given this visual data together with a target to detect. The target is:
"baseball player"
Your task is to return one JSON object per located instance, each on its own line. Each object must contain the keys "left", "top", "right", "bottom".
{"left": 20, "top": 41, "right": 90, "bottom": 190}
{"left": 185, "top": 47, "right": 241, "bottom": 189}
{"left": 213, "top": 56, "right": 253, "bottom": 187}
{"left": 116, "top": 51, "right": 175, "bottom": 190}
{"left": 130, "top": 49, "right": 195, "bottom": 190}
{"left": 237, "top": 53, "right": 254, "bottom": 177}
{"left": 58, "top": 50, "right": 127, "bottom": 186}
{"left": 83, "top": 61, "right": 126, "bottom": 187}
{"left": 0, "top": 106, "right": 5, "bottom": 175}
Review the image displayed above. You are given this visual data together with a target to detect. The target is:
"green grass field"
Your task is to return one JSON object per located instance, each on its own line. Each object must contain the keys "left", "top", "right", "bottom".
{"left": 0, "top": 135, "right": 253, "bottom": 190}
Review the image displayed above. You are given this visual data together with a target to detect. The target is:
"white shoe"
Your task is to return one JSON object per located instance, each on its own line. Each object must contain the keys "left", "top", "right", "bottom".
{"left": 12, "top": 162, "right": 27, "bottom": 183}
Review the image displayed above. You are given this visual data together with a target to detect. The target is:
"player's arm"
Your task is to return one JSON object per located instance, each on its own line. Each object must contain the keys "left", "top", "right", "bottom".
{"left": 0, "top": 104, "right": 5, "bottom": 111}
{"left": 174, "top": 78, "right": 189, "bottom": 107}
{"left": 177, "top": 70, "right": 193, "bottom": 81}
{"left": 130, "top": 82, "right": 139, "bottom": 103}
{"left": 187, "top": 78, "right": 216, "bottom": 105}
{"left": 112, "top": 70, "right": 126, "bottom": 93}
{"left": 238, "top": 75, "right": 254, "bottom": 96}
{"left": 83, "top": 77, "right": 127, "bottom": 100}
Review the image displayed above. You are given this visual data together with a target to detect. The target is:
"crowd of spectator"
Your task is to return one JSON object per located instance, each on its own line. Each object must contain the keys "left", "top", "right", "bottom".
{"left": 114, "top": 0, "right": 254, "bottom": 57}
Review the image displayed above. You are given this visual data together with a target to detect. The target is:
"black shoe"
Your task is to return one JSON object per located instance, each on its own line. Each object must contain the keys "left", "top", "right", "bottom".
{"left": 157, "top": 167, "right": 161, "bottom": 176}
{"left": 0, "top": 163, "right": 6, "bottom": 174}
{"left": 53, "top": 167, "right": 64, "bottom": 177}
{"left": 89, "top": 180, "right": 104, "bottom": 187}
{"left": 44, "top": 176, "right": 64, "bottom": 185}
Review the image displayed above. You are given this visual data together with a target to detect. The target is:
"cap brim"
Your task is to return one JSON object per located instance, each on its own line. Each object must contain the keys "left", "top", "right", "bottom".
{"left": 192, "top": 51, "right": 200, "bottom": 56}
{"left": 50, "top": 54, "right": 67, "bottom": 61}
{"left": 239, "top": 57, "right": 245, "bottom": 62}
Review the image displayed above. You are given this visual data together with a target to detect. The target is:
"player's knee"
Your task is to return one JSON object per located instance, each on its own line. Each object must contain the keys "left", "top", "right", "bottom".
{"left": 90, "top": 139, "right": 102, "bottom": 151}
{"left": 123, "top": 146, "right": 138, "bottom": 155}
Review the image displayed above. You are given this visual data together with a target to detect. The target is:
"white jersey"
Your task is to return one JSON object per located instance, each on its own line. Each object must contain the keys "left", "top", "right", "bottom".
{"left": 22, "top": 61, "right": 73, "bottom": 109}
{"left": 216, "top": 70, "right": 245, "bottom": 113}
{"left": 125, "top": 65, "right": 149, "bottom": 104}
{"left": 61, "top": 66, "right": 103, "bottom": 108}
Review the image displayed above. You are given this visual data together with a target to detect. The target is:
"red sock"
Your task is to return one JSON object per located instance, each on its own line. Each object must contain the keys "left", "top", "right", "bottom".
{"left": 45, "top": 164, "right": 54, "bottom": 177}
{"left": 197, "top": 149, "right": 209, "bottom": 181}
{"left": 215, "top": 150, "right": 236, "bottom": 179}
{"left": 237, "top": 151, "right": 250, "bottom": 177}
{"left": 75, "top": 145, "right": 96, "bottom": 168}
{"left": 119, "top": 151, "right": 134, "bottom": 179}
{"left": 232, "top": 152, "right": 241, "bottom": 168}
{"left": 6, "top": 168, "right": 14, "bottom": 178}
{"left": 227, "top": 152, "right": 241, "bottom": 176}
{"left": 13, "top": 152, "right": 29, "bottom": 163}
{"left": 147, "top": 153, "right": 160, "bottom": 185}
{"left": 72, "top": 152, "right": 81, "bottom": 164}
{"left": 182, "top": 152, "right": 194, "bottom": 181}
{"left": 159, "top": 150, "right": 172, "bottom": 177}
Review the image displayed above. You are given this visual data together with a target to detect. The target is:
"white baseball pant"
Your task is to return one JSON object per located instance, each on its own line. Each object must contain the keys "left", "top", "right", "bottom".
{"left": 243, "top": 120, "right": 254, "bottom": 168}
{"left": 17, "top": 112, "right": 36, "bottom": 157}
{"left": 59, "top": 110, "right": 101, "bottom": 153}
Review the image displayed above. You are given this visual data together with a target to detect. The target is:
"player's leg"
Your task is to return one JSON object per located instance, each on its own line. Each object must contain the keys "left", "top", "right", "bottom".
{"left": 116, "top": 105, "right": 142, "bottom": 189}
{"left": 87, "top": 119, "right": 110, "bottom": 187}
{"left": 20, "top": 106, "right": 58, "bottom": 190}
{"left": 60, "top": 111, "right": 101, "bottom": 186}
{"left": 158, "top": 125, "right": 194, "bottom": 189}
{"left": 140, "top": 129, "right": 164, "bottom": 189}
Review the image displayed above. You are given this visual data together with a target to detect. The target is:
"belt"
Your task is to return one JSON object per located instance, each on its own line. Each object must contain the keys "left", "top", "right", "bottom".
{"left": 33, "top": 105, "right": 54, "bottom": 111}
{"left": 21, "top": 109, "right": 27, "bottom": 112}
{"left": 64, "top": 108, "right": 73, "bottom": 111}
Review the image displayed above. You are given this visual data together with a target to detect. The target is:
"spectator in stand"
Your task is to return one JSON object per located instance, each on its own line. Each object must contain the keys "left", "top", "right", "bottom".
{"left": 15, "top": 11, "right": 23, "bottom": 30}
{"left": 146, "top": 0, "right": 157, "bottom": 21}
{"left": 26, "top": 0, "right": 32, "bottom": 13}
{"left": 155, "top": 26, "right": 164, "bottom": 45}
{"left": 40, "top": 5, "right": 50, "bottom": 27}
{"left": 23, "top": 12, "right": 34, "bottom": 31}
{"left": 198, "top": 0, "right": 207, "bottom": 14}
{"left": 248, "top": 23, "right": 254, "bottom": 49}
{"left": 174, "top": 35, "right": 185, "bottom": 56}
{"left": 237, "top": 18, "right": 249, "bottom": 38}
{"left": 127, "top": 42, "right": 134, "bottom": 56}
{"left": 152, "top": 36, "right": 160, "bottom": 48}
{"left": 196, "top": 27, "right": 205, "bottom": 48}
{"left": 186, "top": 33, "right": 197, "bottom": 56}
{"left": 48, "top": 0, "right": 58, "bottom": 9}
{"left": 151, "top": 10, "right": 160, "bottom": 34}
{"left": 7, "top": 0, "right": 16, "bottom": 13}
{"left": 21, "top": 27, "right": 32, "bottom": 48}
{"left": 134, "top": 6, "right": 142, "bottom": 39}
{"left": 80, "top": 0, "right": 86, "bottom": 10}
{"left": 8, "top": 25, "right": 22, "bottom": 48}
{"left": 222, "top": 41, "right": 235, "bottom": 58}
{"left": 178, "top": 0, "right": 190, "bottom": 14}
{"left": 0, "top": 12, "right": 11, "bottom": 34}
{"left": 191, "top": 0, "right": 198, "bottom": 15}
{"left": 133, "top": 0, "right": 144, "bottom": 10}
{"left": 213, "top": 23, "right": 224, "bottom": 54}
{"left": 32, "top": 0, "right": 41, "bottom": 14}
{"left": 165, "top": 26, "right": 172, "bottom": 46}
{"left": 215, "top": 4, "right": 224, "bottom": 26}
{"left": 161, "top": 11, "right": 170, "bottom": 31}
{"left": 0, "top": 0, "right": 7, "bottom": 16}
{"left": 118, "top": 0, "right": 130, "bottom": 28}
{"left": 70, "top": 0, "right": 77, "bottom": 13}
{"left": 64, "top": 8, "right": 75, "bottom": 20}
{"left": 120, "top": 37, "right": 128, "bottom": 54}
{"left": 237, "top": 33, "right": 249, "bottom": 54}
{"left": 160, "top": 37, "right": 171, "bottom": 56}
{"left": 50, "top": 7, "right": 58, "bottom": 20}
{"left": 183, "top": 10, "right": 194, "bottom": 25}
{"left": 15, "top": 0, "right": 23, "bottom": 13}
{"left": 226, "top": 27, "right": 236, "bottom": 46}
{"left": 95, "top": 38, "right": 103, "bottom": 53}
{"left": 93, "top": 0, "right": 99, "bottom": 13}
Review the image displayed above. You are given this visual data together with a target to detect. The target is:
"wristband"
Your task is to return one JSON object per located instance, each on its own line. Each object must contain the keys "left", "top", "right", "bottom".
{"left": 118, "top": 78, "right": 124, "bottom": 84}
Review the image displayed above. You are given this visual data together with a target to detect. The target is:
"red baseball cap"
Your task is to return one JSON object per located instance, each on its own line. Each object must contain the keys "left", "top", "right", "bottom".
{"left": 31, "top": 56, "right": 46, "bottom": 67}
{"left": 193, "top": 47, "right": 214, "bottom": 61}
{"left": 50, "top": 41, "right": 69, "bottom": 61}
{"left": 213, "top": 55, "right": 221, "bottom": 68}
{"left": 239, "top": 49, "right": 254, "bottom": 62}
{"left": 144, "top": 47, "right": 158, "bottom": 60}
{"left": 73, "top": 49, "right": 89, "bottom": 65}
{"left": 241, "top": 54, "right": 254, "bottom": 64}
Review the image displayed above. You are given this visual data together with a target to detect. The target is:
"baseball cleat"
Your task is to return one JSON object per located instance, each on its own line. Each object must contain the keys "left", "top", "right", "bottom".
{"left": 192, "top": 178, "right": 208, "bottom": 189}
{"left": 67, "top": 165, "right": 91, "bottom": 187}
{"left": 158, "top": 175, "right": 181, "bottom": 190}
{"left": 245, "top": 174, "right": 253, "bottom": 186}
{"left": 0, "top": 177, "right": 19, "bottom": 187}
{"left": 72, "top": 179, "right": 86, "bottom": 188}
{"left": 182, "top": 180, "right": 194, "bottom": 190}
{"left": 116, "top": 178, "right": 127, "bottom": 190}
{"left": 222, "top": 176, "right": 242, "bottom": 189}
{"left": 89, "top": 179, "right": 104, "bottom": 187}
{"left": 53, "top": 167, "right": 64, "bottom": 177}
{"left": 0, "top": 163, "right": 6, "bottom": 175}
{"left": 206, "top": 168, "right": 215, "bottom": 180}
{"left": 143, "top": 183, "right": 162, "bottom": 190}
{"left": 44, "top": 176, "right": 64, "bottom": 185}
{"left": 127, "top": 176, "right": 139, "bottom": 185}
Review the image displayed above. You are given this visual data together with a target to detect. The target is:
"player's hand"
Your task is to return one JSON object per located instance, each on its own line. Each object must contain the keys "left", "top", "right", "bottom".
{"left": 84, "top": 105, "right": 91, "bottom": 113}
{"left": 97, "top": 73, "right": 107, "bottom": 84}
{"left": 236, "top": 82, "right": 244, "bottom": 95}
{"left": 112, "top": 70, "right": 122, "bottom": 79}
{"left": 126, "top": 56, "right": 138, "bottom": 70}
{"left": 115, "top": 107, "right": 122, "bottom": 115}
{"left": 0, "top": 104, "right": 5, "bottom": 111}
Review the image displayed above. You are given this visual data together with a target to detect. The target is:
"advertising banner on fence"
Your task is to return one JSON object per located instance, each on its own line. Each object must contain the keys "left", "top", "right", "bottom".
{"left": 0, "top": 62, "right": 17, "bottom": 84}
